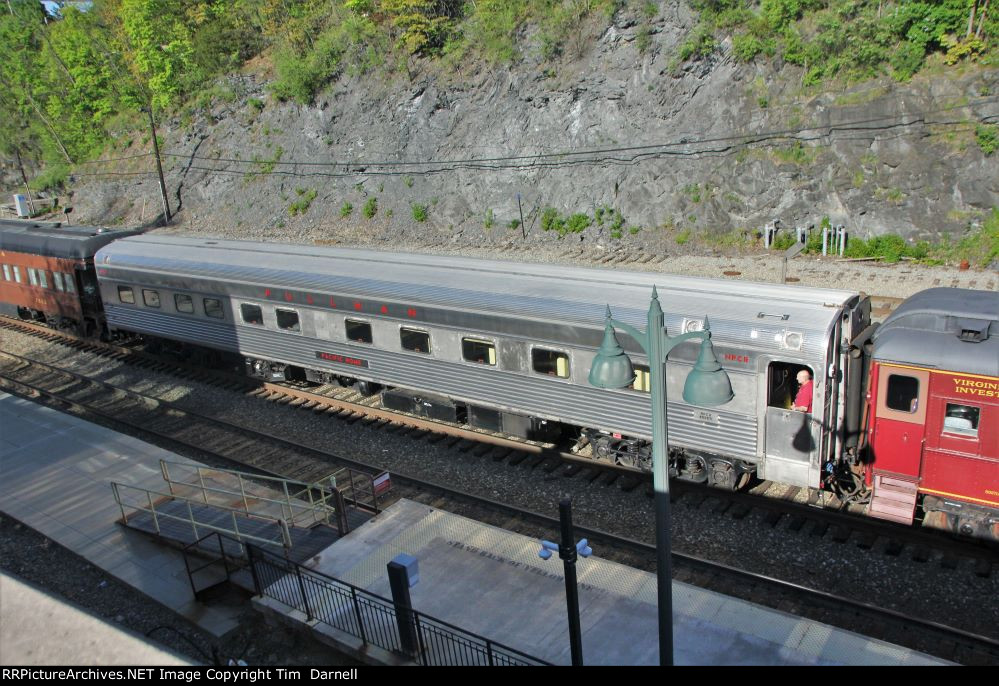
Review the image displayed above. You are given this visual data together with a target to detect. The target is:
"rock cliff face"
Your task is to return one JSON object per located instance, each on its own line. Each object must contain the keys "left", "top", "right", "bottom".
{"left": 73, "top": 4, "right": 998, "bottom": 247}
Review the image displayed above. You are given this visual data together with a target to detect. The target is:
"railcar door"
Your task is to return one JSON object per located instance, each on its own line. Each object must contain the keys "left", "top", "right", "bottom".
{"left": 869, "top": 365, "right": 929, "bottom": 477}
{"left": 763, "top": 361, "right": 818, "bottom": 487}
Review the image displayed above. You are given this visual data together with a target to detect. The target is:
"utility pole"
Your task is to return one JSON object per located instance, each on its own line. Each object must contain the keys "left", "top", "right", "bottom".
{"left": 145, "top": 105, "right": 171, "bottom": 225}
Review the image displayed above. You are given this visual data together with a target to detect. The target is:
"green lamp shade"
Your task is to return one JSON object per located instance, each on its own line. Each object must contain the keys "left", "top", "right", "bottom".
{"left": 589, "top": 324, "right": 636, "bottom": 389}
{"left": 682, "top": 337, "right": 734, "bottom": 406}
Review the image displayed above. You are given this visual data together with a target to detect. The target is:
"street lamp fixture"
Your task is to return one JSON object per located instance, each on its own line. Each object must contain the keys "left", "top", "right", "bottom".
{"left": 588, "top": 286, "right": 733, "bottom": 666}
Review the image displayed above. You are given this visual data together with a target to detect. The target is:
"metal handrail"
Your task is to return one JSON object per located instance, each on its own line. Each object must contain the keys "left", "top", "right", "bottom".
{"left": 112, "top": 481, "right": 293, "bottom": 548}
{"left": 245, "top": 540, "right": 548, "bottom": 666}
{"left": 158, "top": 459, "right": 338, "bottom": 527}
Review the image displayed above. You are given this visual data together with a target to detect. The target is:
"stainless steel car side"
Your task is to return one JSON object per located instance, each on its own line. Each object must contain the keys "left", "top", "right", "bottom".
{"left": 95, "top": 235, "right": 870, "bottom": 490}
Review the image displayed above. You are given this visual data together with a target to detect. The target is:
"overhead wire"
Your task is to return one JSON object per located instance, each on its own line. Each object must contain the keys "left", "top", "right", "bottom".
{"left": 70, "top": 96, "right": 999, "bottom": 180}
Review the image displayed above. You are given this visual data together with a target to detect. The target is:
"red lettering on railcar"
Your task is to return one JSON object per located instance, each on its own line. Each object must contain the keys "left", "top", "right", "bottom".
{"left": 315, "top": 351, "right": 369, "bottom": 368}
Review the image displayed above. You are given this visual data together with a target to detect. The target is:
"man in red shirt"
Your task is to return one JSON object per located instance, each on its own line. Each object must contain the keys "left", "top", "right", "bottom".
{"left": 792, "top": 369, "right": 813, "bottom": 413}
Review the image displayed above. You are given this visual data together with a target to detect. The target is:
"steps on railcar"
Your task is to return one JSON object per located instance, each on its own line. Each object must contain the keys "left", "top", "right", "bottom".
{"left": 868, "top": 473, "right": 919, "bottom": 525}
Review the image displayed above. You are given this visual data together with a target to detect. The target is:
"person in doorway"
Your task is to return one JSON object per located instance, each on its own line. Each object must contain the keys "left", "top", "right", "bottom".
{"left": 792, "top": 368, "right": 813, "bottom": 413}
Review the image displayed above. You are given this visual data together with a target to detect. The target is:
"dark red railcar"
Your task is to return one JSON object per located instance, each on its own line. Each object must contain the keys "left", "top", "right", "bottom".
{"left": 865, "top": 288, "right": 999, "bottom": 540}
{"left": 0, "top": 220, "right": 140, "bottom": 336}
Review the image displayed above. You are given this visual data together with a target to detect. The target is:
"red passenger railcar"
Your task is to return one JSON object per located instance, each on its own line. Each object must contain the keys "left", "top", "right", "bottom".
{"left": 865, "top": 288, "right": 999, "bottom": 540}
{"left": 0, "top": 220, "right": 139, "bottom": 337}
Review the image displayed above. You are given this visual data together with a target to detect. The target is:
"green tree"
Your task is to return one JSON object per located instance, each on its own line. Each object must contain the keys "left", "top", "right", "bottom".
{"left": 115, "top": 0, "right": 196, "bottom": 109}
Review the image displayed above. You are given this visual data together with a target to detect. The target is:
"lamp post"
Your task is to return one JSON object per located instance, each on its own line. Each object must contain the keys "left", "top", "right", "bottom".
{"left": 538, "top": 498, "right": 592, "bottom": 666}
{"left": 588, "top": 286, "right": 733, "bottom": 666}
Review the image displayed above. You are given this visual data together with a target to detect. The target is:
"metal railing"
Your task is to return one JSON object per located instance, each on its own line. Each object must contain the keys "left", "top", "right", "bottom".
{"left": 182, "top": 532, "right": 248, "bottom": 600}
{"left": 111, "top": 481, "right": 294, "bottom": 549}
{"left": 329, "top": 467, "right": 388, "bottom": 515}
{"left": 246, "top": 542, "right": 548, "bottom": 666}
{"left": 158, "top": 459, "right": 347, "bottom": 533}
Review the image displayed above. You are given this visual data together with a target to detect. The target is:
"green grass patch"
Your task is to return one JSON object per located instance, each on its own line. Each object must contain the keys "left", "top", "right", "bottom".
{"left": 288, "top": 188, "right": 318, "bottom": 216}
{"left": 976, "top": 124, "right": 998, "bottom": 156}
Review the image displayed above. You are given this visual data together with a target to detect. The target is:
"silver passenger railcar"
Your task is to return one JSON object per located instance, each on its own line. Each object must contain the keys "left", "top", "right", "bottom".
{"left": 95, "top": 235, "right": 871, "bottom": 490}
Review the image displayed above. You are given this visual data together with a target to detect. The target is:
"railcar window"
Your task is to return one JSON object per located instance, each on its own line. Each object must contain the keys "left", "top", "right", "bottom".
{"left": 13, "top": 266, "right": 22, "bottom": 283}
{"left": 63, "top": 273, "right": 75, "bottom": 293}
{"left": 462, "top": 338, "right": 496, "bottom": 366}
{"left": 632, "top": 364, "right": 651, "bottom": 393}
{"left": 143, "top": 289, "right": 161, "bottom": 308}
{"left": 28, "top": 268, "right": 38, "bottom": 286}
{"left": 276, "top": 308, "right": 300, "bottom": 332}
{"left": 175, "top": 294, "right": 194, "bottom": 314}
{"left": 345, "top": 319, "right": 373, "bottom": 343}
{"left": 241, "top": 303, "right": 264, "bottom": 326}
{"left": 532, "top": 348, "right": 569, "bottom": 378}
{"left": 943, "top": 403, "right": 980, "bottom": 437}
{"left": 885, "top": 374, "right": 919, "bottom": 413}
{"left": 400, "top": 328, "right": 431, "bottom": 353}
{"left": 204, "top": 298, "right": 224, "bottom": 319}
{"left": 118, "top": 286, "right": 135, "bottom": 304}
{"left": 52, "top": 272, "right": 64, "bottom": 292}
{"left": 1, "top": 265, "right": 9, "bottom": 280}
{"left": 38, "top": 271, "right": 48, "bottom": 288}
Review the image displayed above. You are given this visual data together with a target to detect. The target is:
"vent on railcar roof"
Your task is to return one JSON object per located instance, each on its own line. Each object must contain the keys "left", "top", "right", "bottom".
{"left": 955, "top": 318, "right": 991, "bottom": 343}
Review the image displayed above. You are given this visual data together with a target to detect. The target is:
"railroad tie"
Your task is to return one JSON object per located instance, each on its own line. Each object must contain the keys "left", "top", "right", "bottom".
{"left": 541, "top": 457, "right": 562, "bottom": 473}
{"left": 491, "top": 448, "right": 511, "bottom": 461}
{"left": 507, "top": 451, "right": 529, "bottom": 466}
{"left": 854, "top": 533, "right": 876, "bottom": 550}
{"left": 712, "top": 499, "right": 731, "bottom": 515}
{"left": 561, "top": 463, "right": 582, "bottom": 478}
{"left": 883, "top": 539, "right": 904, "bottom": 556}
{"left": 831, "top": 526, "right": 851, "bottom": 543}
{"left": 808, "top": 521, "right": 829, "bottom": 538}
{"left": 617, "top": 475, "right": 640, "bottom": 492}
{"left": 764, "top": 510, "right": 784, "bottom": 528}
{"left": 787, "top": 515, "right": 807, "bottom": 532}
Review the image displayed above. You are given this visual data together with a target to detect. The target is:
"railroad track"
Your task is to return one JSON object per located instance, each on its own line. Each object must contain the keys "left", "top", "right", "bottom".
{"left": 1, "top": 349, "right": 996, "bottom": 664}
{"left": 2, "top": 317, "right": 996, "bottom": 576}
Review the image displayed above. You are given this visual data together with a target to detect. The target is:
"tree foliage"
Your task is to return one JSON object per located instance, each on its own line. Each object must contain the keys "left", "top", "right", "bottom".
{"left": 685, "top": 1, "right": 997, "bottom": 83}
{"left": 1, "top": 0, "right": 994, "bottom": 183}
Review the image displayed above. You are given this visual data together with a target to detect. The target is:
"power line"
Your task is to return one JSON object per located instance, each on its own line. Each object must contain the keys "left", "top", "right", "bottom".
{"left": 72, "top": 96, "right": 998, "bottom": 172}
{"left": 75, "top": 115, "right": 994, "bottom": 181}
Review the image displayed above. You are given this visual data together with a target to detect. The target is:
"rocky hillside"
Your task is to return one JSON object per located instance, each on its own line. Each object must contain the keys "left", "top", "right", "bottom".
{"left": 47, "top": 4, "right": 999, "bottom": 250}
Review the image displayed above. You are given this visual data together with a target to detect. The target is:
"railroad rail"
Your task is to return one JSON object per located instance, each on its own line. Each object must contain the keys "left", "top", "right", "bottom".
{"left": 2, "top": 317, "right": 996, "bottom": 570}
{"left": 1, "top": 346, "right": 997, "bottom": 664}
{"left": 0, "top": 318, "right": 999, "bottom": 564}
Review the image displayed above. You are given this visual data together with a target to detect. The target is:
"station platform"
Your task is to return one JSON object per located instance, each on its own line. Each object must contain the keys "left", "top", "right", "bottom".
{"left": 0, "top": 390, "right": 946, "bottom": 666}
{"left": 299, "top": 499, "right": 946, "bottom": 666}
{"left": 0, "top": 391, "right": 244, "bottom": 639}
{"left": 0, "top": 570, "right": 193, "bottom": 665}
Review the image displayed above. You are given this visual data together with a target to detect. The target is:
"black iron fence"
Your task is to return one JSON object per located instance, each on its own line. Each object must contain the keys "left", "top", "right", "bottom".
{"left": 246, "top": 543, "right": 548, "bottom": 666}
